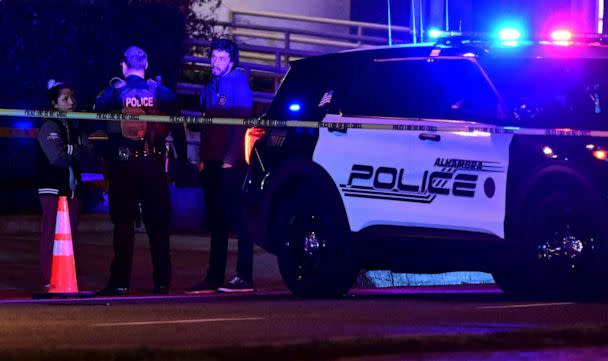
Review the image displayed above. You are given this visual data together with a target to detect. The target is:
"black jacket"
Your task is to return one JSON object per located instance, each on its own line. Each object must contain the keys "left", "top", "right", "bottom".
{"left": 36, "top": 118, "right": 88, "bottom": 197}
{"left": 95, "top": 75, "right": 187, "bottom": 160}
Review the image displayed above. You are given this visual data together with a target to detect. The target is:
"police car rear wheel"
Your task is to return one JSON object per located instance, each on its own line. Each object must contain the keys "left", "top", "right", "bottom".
{"left": 273, "top": 180, "right": 357, "bottom": 299}
{"left": 512, "top": 186, "right": 608, "bottom": 299}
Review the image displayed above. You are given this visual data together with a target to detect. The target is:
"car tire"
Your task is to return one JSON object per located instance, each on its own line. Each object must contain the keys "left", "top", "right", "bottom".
{"left": 491, "top": 270, "right": 534, "bottom": 300}
{"left": 272, "top": 178, "right": 358, "bottom": 298}
{"left": 496, "top": 184, "right": 608, "bottom": 299}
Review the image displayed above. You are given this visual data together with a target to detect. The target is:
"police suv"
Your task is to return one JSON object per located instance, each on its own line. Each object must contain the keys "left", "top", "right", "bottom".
{"left": 242, "top": 34, "right": 608, "bottom": 299}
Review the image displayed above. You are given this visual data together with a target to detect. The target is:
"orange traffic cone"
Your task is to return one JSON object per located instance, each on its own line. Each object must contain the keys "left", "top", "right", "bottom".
{"left": 33, "top": 196, "right": 93, "bottom": 299}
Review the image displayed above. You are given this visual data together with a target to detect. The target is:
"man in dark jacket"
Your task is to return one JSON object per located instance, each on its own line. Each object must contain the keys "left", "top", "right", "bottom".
{"left": 95, "top": 46, "right": 187, "bottom": 296}
{"left": 186, "top": 38, "right": 255, "bottom": 293}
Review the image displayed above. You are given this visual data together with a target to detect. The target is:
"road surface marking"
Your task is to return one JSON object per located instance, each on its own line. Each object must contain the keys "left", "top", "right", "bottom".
{"left": 479, "top": 302, "right": 575, "bottom": 310}
{"left": 94, "top": 317, "right": 264, "bottom": 327}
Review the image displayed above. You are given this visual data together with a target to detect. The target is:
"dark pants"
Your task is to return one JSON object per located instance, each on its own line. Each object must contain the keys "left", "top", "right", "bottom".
{"left": 201, "top": 161, "right": 253, "bottom": 285}
{"left": 107, "top": 158, "right": 171, "bottom": 289}
{"left": 39, "top": 194, "right": 79, "bottom": 285}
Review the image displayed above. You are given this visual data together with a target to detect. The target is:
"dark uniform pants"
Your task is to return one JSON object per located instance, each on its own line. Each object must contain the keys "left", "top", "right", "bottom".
{"left": 107, "top": 157, "right": 171, "bottom": 289}
{"left": 201, "top": 161, "right": 253, "bottom": 285}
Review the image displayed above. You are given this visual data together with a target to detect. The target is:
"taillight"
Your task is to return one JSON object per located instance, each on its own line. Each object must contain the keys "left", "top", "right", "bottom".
{"left": 244, "top": 128, "right": 266, "bottom": 165}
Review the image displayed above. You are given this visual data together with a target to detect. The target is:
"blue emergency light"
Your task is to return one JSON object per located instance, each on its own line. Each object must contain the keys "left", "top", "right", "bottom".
{"left": 498, "top": 28, "right": 522, "bottom": 41}
{"left": 428, "top": 28, "right": 443, "bottom": 39}
{"left": 13, "top": 121, "right": 33, "bottom": 129}
{"left": 289, "top": 103, "right": 302, "bottom": 112}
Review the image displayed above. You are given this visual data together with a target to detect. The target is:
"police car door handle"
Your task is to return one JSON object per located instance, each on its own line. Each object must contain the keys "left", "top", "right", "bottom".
{"left": 419, "top": 133, "right": 441, "bottom": 142}
{"left": 328, "top": 126, "right": 347, "bottom": 134}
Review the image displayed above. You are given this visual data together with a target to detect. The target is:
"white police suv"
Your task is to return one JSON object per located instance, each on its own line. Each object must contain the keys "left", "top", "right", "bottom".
{"left": 242, "top": 33, "right": 608, "bottom": 299}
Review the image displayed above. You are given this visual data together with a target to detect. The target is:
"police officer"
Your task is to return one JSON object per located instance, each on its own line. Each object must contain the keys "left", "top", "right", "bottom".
{"left": 185, "top": 38, "right": 255, "bottom": 293}
{"left": 95, "top": 46, "right": 187, "bottom": 296}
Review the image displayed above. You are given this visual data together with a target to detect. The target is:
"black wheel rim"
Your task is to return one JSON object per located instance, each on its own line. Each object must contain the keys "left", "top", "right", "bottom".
{"left": 533, "top": 202, "right": 599, "bottom": 277}
{"left": 284, "top": 211, "right": 327, "bottom": 284}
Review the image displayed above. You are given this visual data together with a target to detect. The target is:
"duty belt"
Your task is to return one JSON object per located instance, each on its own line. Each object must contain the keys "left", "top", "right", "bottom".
{"left": 116, "top": 146, "right": 166, "bottom": 161}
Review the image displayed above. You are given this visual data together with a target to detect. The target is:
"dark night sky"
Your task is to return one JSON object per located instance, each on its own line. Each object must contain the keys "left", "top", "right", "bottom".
{"left": 0, "top": 1, "right": 186, "bottom": 111}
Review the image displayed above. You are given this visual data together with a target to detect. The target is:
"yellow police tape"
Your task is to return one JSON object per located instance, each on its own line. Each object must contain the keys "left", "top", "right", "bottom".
{"left": 1, "top": 108, "right": 608, "bottom": 138}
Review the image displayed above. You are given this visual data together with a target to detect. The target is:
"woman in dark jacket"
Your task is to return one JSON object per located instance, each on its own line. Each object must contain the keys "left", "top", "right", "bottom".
{"left": 36, "top": 80, "right": 89, "bottom": 288}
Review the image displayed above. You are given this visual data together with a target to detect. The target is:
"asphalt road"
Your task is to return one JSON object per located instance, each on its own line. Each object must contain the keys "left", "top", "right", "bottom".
{"left": 2, "top": 286, "right": 608, "bottom": 360}
{"left": 3, "top": 229, "right": 608, "bottom": 359}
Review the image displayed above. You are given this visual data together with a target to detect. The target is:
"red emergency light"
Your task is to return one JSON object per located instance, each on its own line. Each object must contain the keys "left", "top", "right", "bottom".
{"left": 550, "top": 29, "right": 573, "bottom": 42}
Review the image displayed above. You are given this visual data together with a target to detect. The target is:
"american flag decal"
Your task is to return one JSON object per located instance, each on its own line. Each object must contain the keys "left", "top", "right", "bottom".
{"left": 318, "top": 90, "right": 334, "bottom": 107}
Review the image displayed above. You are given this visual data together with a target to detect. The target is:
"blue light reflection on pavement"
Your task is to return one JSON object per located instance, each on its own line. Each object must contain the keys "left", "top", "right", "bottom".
{"left": 340, "top": 347, "right": 608, "bottom": 361}
{"left": 379, "top": 322, "right": 535, "bottom": 337}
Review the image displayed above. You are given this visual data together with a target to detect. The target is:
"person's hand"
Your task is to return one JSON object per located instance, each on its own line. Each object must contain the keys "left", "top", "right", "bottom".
{"left": 221, "top": 162, "right": 233, "bottom": 169}
{"left": 198, "top": 161, "right": 205, "bottom": 171}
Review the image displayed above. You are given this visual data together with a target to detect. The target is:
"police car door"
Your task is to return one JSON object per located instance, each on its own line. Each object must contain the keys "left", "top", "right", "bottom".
{"left": 407, "top": 58, "right": 511, "bottom": 238}
{"left": 313, "top": 57, "right": 512, "bottom": 238}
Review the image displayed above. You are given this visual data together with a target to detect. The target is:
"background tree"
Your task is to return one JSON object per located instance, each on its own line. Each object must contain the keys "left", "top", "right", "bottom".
{"left": 186, "top": 0, "right": 224, "bottom": 39}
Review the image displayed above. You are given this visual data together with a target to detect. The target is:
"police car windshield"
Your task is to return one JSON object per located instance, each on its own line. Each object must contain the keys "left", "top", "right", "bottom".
{"left": 481, "top": 57, "right": 608, "bottom": 129}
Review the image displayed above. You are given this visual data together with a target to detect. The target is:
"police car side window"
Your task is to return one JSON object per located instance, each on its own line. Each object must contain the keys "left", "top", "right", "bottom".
{"left": 483, "top": 58, "right": 608, "bottom": 130}
{"left": 266, "top": 55, "right": 364, "bottom": 121}
{"left": 578, "top": 59, "right": 608, "bottom": 129}
{"left": 340, "top": 58, "right": 501, "bottom": 122}
{"left": 429, "top": 59, "right": 502, "bottom": 122}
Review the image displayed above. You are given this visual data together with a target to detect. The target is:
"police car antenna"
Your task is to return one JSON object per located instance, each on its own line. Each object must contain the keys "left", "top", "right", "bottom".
{"left": 387, "top": 0, "right": 393, "bottom": 46}
{"left": 411, "top": 0, "right": 417, "bottom": 43}
{"left": 445, "top": 0, "right": 449, "bottom": 32}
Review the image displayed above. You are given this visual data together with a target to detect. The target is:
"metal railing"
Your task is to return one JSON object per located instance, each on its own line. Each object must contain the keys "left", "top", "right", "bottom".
{"left": 229, "top": 8, "right": 411, "bottom": 43}
{"left": 179, "top": 9, "right": 413, "bottom": 109}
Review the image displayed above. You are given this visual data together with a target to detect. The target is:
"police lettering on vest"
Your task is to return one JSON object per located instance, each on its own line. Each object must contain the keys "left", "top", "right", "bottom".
{"left": 115, "top": 79, "right": 160, "bottom": 140}
{"left": 125, "top": 96, "right": 155, "bottom": 108}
